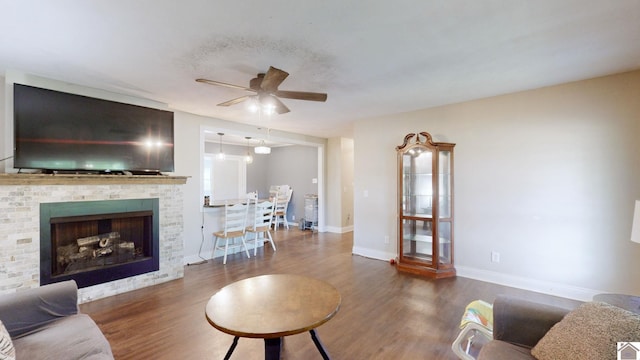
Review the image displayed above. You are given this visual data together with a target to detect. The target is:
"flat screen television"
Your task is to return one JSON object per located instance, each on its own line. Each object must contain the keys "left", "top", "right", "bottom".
{"left": 13, "top": 84, "right": 174, "bottom": 174}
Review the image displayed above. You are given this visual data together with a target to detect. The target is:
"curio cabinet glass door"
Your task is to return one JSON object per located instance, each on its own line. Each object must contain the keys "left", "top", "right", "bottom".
{"left": 396, "top": 131, "right": 455, "bottom": 278}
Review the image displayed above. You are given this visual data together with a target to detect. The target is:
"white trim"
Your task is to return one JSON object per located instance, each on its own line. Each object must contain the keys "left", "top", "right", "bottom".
{"left": 352, "top": 246, "right": 395, "bottom": 262}
{"left": 325, "top": 225, "right": 354, "bottom": 234}
{"left": 351, "top": 247, "right": 604, "bottom": 302}
{"left": 183, "top": 242, "right": 264, "bottom": 265}
{"left": 184, "top": 253, "right": 210, "bottom": 265}
{"left": 325, "top": 226, "right": 339, "bottom": 233}
{"left": 317, "top": 145, "right": 325, "bottom": 232}
{"left": 456, "top": 266, "right": 603, "bottom": 302}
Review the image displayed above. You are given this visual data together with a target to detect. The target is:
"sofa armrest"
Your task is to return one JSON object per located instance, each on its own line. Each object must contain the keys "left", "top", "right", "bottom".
{"left": 492, "top": 295, "right": 572, "bottom": 348}
{"left": 0, "top": 280, "right": 79, "bottom": 338}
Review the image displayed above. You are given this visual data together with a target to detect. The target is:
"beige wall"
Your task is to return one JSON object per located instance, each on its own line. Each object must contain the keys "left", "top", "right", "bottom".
{"left": 0, "top": 75, "right": 5, "bottom": 171}
{"left": 341, "top": 138, "right": 354, "bottom": 228}
{"left": 326, "top": 137, "right": 354, "bottom": 232}
{"left": 326, "top": 138, "right": 342, "bottom": 229}
{"left": 353, "top": 70, "right": 640, "bottom": 300}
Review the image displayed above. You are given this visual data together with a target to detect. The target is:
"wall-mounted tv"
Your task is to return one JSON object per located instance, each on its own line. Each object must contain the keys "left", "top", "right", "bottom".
{"left": 13, "top": 84, "right": 174, "bottom": 174}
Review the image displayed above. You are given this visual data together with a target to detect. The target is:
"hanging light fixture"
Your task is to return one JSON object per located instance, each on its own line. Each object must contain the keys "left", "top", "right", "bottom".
{"left": 216, "top": 132, "right": 225, "bottom": 160}
{"left": 244, "top": 137, "right": 254, "bottom": 164}
{"left": 254, "top": 139, "right": 271, "bottom": 154}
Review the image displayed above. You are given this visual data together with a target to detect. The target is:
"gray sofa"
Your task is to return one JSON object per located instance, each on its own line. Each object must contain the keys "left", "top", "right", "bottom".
{"left": 0, "top": 280, "right": 113, "bottom": 359}
{"left": 477, "top": 295, "right": 573, "bottom": 360}
{"left": 478, "top": 294, "right": 640, "bottom": 360}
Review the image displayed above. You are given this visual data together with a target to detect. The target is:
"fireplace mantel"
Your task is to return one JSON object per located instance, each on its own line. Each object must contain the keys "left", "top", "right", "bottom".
{"left": 0, "top": 173, "right": 188, "bottom": 186}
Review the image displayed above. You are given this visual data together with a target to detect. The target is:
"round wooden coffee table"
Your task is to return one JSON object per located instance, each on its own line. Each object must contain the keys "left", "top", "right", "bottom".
{"left": 205, "top": 274, "right": 341, "bottom": 360}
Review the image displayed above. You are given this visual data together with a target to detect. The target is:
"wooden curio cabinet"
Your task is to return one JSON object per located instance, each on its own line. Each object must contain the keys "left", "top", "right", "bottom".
{"left": 396, "top": 131, "right": 455, "bottom": 278}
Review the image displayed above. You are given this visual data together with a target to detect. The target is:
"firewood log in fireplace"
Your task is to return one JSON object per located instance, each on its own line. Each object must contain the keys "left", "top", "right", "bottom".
{"left": 56, "top": 232, "right": 139, "bottom": 273}
{"left": 57, "top": 243, "right": 79, "bottom": 265}
{"left": 78, "top": 246, "right": 92, "bottom": 256}
{"left": 77, "top": 232, "right": 120, "bottom": 247}
{"left": 93, "top": 246, "right": 113, "bottom": 257}
{"left": 118, "top": 242, "right": 135, "bottom": 250}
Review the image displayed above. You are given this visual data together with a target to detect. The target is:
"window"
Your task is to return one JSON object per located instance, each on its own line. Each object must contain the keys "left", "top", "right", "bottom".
{"left": 203, "top": 154, "right": 247, "bottom": 201}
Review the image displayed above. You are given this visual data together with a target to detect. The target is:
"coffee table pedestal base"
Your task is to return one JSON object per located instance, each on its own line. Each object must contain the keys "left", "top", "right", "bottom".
{"left": 223, "top": 330, "right": 331, "bottom": 360}
{"left": 264, "top": 337, "right": 283, "bottom": 360}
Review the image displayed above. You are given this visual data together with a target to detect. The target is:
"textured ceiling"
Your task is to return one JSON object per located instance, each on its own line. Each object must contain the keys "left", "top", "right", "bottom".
{"left": 1, "top": 1, "right": 639, "bottom": 139}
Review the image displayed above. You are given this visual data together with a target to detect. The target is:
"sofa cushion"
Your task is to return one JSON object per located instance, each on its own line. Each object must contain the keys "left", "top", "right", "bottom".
{"left": 531, "top": 301, "right": 640, "bottom": 360}
{"left": 12, "top": 314, "right": 113, "bottom": 360}
{"left": 0, "top": 320, "right": 16, "bottom": 360}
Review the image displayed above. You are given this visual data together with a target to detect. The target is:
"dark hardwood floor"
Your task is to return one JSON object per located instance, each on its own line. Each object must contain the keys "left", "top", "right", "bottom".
{"left": 80, "top": 228, "right": 580, "bottom": 359}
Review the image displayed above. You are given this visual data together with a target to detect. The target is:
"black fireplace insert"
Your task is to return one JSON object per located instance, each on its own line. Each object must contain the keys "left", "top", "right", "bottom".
{"left": 40, "top": 198, "right": 159, "bottom": 288}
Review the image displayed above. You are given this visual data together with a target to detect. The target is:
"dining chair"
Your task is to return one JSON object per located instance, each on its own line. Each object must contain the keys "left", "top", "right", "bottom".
{"left": 268, "top": 185, "right": 280, "bottom": 200}
{"left": 245, "top": 196, "right": 276, "bottom": 255}
{"left": 212, "top": 201, "right": 250, "bottom": 264}
{"left": 268, "top": 185, "right": 289, "bottom": 200}
{"left": 272, "top": 187, "right": 292, "bottom": 231}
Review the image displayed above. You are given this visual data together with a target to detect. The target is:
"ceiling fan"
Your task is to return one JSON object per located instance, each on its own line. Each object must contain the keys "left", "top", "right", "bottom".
{"left": 196, "top": 66, "right": 327, "bottom": 115}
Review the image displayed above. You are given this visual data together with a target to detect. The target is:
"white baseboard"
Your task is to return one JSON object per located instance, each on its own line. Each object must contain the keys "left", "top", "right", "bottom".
{"left": 183, "top": 242, "right": 264, "bottom": 265}
{"left": 183, "top": 253, "right": 210, "bottom": 265}
{"left": 351, "top": 248, "right": 602, "bottom": 302}
{"left": 352, "top": 246, "right": 395, "bottom": 262}
{"left": 456, "top": 266, "right": 603, "bottom": 302}
{"left": 325, "top": 225, "right": 354, "bottom": 234}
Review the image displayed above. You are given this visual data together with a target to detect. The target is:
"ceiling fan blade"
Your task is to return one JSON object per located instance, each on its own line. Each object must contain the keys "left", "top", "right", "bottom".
{"left": 270, "top": 96, "right": 290, "bottom": 114}
{"left": 196, "top": 78, "right": 254, "bottom": 92}
{"left": 217, "top": 95, "right": 251, "bottom": 107}
{"left": 260, "top": 66, "right": 289, "bottom": 92}
{"left": 274, "top": 90, "right": 327, "bottom": 102}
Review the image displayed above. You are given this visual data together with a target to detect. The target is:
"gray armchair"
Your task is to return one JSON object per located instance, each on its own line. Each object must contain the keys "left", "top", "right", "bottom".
{"left": 477, "top": 295, "right": 573, "bottom": 360}
{"left": 0, "top": 280, "right": 113, "bottom": 359}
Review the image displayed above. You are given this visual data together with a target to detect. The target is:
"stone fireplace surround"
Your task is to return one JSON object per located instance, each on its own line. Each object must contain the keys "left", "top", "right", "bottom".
{"left": 0, "top": 173, "right": 188, "bottom": 303}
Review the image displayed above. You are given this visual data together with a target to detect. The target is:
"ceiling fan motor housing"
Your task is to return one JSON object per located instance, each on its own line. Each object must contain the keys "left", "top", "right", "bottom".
{"left": 249, "top": 74, "right": 265, "bottom": 91}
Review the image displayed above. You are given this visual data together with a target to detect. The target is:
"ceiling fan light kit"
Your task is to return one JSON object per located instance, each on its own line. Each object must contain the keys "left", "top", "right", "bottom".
{"left": 247, "top": 96, "right": 277, "bottom": 116}
{"left": 197, "top": 66, "right": 327, "bottom": 115}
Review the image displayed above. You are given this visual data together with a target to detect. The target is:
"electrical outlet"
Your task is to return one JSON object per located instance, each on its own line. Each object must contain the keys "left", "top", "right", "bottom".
{"left": 491, "top": 251, "right": 500, "bottom": 263}
{"left": 292, "top": 215, "right": 295, "bottom": 220}
{"left": 384, "top": 235, "right": 389, "bottom": 244}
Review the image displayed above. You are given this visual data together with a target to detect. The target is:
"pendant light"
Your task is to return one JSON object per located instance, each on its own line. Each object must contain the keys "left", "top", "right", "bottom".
{"left": 216, "top": 132, "right": 225, "bottom": 160}
{"left": 244, "top": 137, "right": 254, "bottom": 164}
{"left": 254, "top": 139, "right": 271, "bottom": 154}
